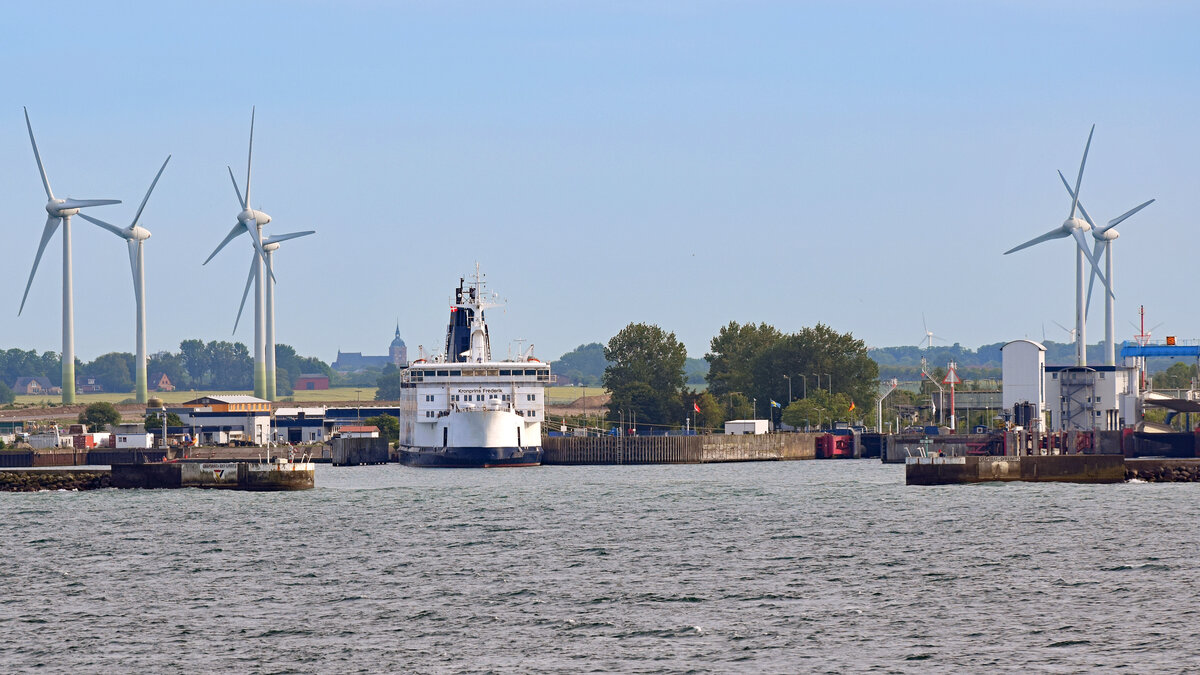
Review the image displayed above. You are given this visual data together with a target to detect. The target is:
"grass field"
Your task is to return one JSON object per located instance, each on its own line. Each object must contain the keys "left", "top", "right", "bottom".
{"left": 544, "top": 386, "right": 609, "bottom": 404}
{"left": 13, "top": 387, "right": 380, "bottom": 407}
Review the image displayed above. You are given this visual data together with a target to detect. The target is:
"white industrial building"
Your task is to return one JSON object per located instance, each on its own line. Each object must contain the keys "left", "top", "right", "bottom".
{"left": 1001, "top": 340, "right": 1047, "bottom": 432}
{"left": 1002, "top": 338, "right": 1140, "bottom": 432}
{"left": 1044, "top": 365, "right": 1140, "bottom": 431}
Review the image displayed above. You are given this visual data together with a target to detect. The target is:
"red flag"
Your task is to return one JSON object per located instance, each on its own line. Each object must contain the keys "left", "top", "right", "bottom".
{"left": 693, "top": 401, "right": 701, "bottom": 413}
{"left": 849, "top": 401, "right": 855, "bottom": 412}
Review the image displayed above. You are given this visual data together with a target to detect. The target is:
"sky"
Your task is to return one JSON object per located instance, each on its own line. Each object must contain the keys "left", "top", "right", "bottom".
{"left": 2, "top": 1, "right": 1199, "bottom": 365}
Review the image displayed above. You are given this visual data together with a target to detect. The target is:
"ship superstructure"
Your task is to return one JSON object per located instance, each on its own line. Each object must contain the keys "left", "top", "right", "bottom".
{"left": 397, "top": 267, "right": 548, "bottom": 467}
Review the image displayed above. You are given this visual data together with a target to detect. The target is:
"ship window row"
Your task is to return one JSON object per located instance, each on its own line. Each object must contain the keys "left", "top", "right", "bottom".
{"left": 408, "top": 367, "right": 549, "bottom": 382}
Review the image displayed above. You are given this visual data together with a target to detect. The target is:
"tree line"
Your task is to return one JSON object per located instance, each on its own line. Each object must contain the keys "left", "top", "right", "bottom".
{"left": 0, "top": 342, "right": 333, "bottom": 396}
{"left": 600, "top": 320, "right": 879, "bottom": 431}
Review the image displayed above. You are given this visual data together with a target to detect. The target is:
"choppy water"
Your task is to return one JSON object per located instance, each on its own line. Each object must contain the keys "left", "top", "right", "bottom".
{"left": 2, "top": 460, "right": 1198, "bottom": 673}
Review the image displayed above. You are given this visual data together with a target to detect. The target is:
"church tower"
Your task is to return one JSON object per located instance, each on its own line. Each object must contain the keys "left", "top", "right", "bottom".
{"left": 390, "top": 323, "right": 408, "bottom": 366}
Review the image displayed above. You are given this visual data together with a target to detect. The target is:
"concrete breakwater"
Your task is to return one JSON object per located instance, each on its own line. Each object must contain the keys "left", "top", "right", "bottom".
{"left": 0, "top": 469, "right": 111, "bottom": 492}
{"left": 542, "top": 433, "right": 819, "bottom": 465}
{"left": 907, "top": 454, "right": 1127, "bottom": 485}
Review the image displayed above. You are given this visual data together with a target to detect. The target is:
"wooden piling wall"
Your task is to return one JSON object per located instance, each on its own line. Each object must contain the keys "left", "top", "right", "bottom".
{"left": 542, "top": 433, "right": 818, "bottom": 465}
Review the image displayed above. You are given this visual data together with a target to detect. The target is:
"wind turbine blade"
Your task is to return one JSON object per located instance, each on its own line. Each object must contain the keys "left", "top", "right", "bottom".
{"left": 245, "top": 107, "right": 255, "bottom": 209}
{"left": 77, "top": 212, "right": 128, "bottom": 239}
{"left": 227, "top": 166, "right": 245, "bottom": 210}
{"left": 60, "top": 198, "right": 120, "bottom": 210}
{"left": 1072, "top": 227, "right": 1111, "bottom": 296}
{"left": 1052, "top": 320, "right": 1071, "bottom": 333}
{"left": 264, "top": 230, "right": 315, "bottom": 245}
{"left": 204, "top": 222, "right": 246, "bottom": 265}
{"left": 23, "top": 107, "right": 53, "bottom": 200}
{"left": 1057, "top": 169, "right": 1097, "bottom": 230}
{"left": 922, "top": 312, "right": 928, "bottom": 335}
{"left": 1150, "top": 322, "right": 1164, "bottom": 333}
{"left": 1104, "top": 199, "right": 1155, "bottom": 232}
{"left": 131, "top": 155, "right": 171, "bottom": 227}
{"left": 19, "top": 215, "right": 61, "bottom": 315}
{"left": 1084, "top": 239, "right": 1105, "bottom": 317}
{"left": 127, "top": 238, "right": 140, "bottom": 291}
{"left": 240, "top": 218, "right": 276, "bottom": 284}
{"left": 233, "top": 255, "right": 255, "bottom": 333}
{"left": 1069, "top": 124, "right": 1095, "bottom": 219}
{"left": 1005, "top": 228, "right": 1068, "bottom": 255}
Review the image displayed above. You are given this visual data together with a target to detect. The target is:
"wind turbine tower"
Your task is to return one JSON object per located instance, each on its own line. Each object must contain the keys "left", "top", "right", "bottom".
{"left": 78, "top": 156, "right": 171, "bottom": 404}
{"left": 204, "top": 108, "right": 274, "bottom": 399}
{"left": 18, "top": 108, "right": 121, "bottom": 405}
{"left": 1005, "top": 125, "right": 1110, "bottom": 367}
{"left": 231, "top": 231, "right": 316, "bottom": 400}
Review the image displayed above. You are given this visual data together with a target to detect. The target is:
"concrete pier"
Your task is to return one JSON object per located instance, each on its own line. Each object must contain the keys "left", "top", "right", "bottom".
{"left": 906, "top": 454, "right": 1126, "bottom": 485}
{"left": 542, "top": 433, "right": 818, "bottom": 465}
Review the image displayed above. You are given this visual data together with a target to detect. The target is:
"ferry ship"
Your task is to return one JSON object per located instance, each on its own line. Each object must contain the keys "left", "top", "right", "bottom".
{"left": 397, "top": 268, "right": 549, "bottom": 467}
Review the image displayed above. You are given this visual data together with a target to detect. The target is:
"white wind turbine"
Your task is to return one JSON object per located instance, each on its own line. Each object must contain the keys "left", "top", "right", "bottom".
{"left": 920, "top": 314, "right": 948, "bottom": 351}
{"left": 230, "top": 231, "right": 316, "bottom": 399}
{"left": 1004, "top": 125, "right": 1110, "bottom": 367}
{"left": 18, "top": 108, "right": 121, "bottom": 405}
{"left": 1056, "top": 170, "right": 1154, "bottom": 366}
{"left": 203, "top": 107, "right": 274, "bottom": 399}
{"left": 77, "top": 156, "right": 171, "bottom": 404}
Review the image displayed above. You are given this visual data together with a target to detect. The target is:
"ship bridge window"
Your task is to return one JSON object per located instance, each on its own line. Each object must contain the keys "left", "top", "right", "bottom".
{"left": 524, "top": 369, "right": 536, "bottom": 376}
{"left": 500, "top": 369, "right": 512, "bottom": 376}
{"left": 449, "top": 370, "right": 461, "bottom": 376}
{"left": 437, "top": 370, "right": 449, "bottom": 377}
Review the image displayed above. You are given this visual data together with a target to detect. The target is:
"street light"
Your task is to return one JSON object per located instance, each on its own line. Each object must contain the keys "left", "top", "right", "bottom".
{"left": 799, "top": 374, "right": 807, "bottom": 399}
{"left": 824, "top": 373, "right": 832, "bottom": 394}
{"left": 782, "top": 374, "right": 792, "bottom": 404}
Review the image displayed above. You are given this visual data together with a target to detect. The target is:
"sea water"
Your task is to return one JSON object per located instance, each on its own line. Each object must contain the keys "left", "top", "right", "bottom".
{"left": 2, "top": 460, "right": 1197, "bottom": 672}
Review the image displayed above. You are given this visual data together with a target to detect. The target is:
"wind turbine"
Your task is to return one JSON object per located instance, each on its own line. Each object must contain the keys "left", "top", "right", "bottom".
{"left": 77, "top": 156, "right": 171, "bottom": 404}
{"left": 1056, "top": 170, "right": 1154, "bottom": 366}
{"left": 203, "top": 107, "right": 274, "bottom": 399}
{"left": 920, "top": 314, "right": 948, "bottom": 351}
{"left": 18, "top": 108, "right": 121, "bottom": 405}
{"left": 1005, "top": 125, "right": 1110, "bottom": 367}
{"left": 230, "top": 231, "right": 316, "bottom": 400}
{"left": 1051, "top": 319, "right": 1077, "bottom": 345}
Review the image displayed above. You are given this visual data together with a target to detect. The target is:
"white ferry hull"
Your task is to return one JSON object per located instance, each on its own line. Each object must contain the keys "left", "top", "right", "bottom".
{"left": 400, "top": 408, "right": 542, "bottom": 468}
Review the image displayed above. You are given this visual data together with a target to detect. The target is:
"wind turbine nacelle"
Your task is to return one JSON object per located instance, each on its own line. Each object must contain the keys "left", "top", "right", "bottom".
{"left": 1097, "top": 228, "right": 1118, "bottom": 241}
{"left": 1063, "top": 216, "right": 1090, "bottom": 233}
{"left": 46, "top": 199, "right": 77, "bottom": 217}
{"left": 264, "top": 242, "right": 280, "bottom": 252}
{"left": 239, "top": 209, "right": 272, "bottom": 226}
{"left": 129, "top": 225, "right": 151, "bottom": 241}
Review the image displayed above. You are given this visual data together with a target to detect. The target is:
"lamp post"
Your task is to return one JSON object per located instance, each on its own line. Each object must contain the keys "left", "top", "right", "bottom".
{"left": 824, "top": 373, "right": 832, "bottom": 394}
{"left": 800, "top": 375, "right": 807, "bottom": 399}
{"left": 783, "top": 375, "right": 792, "bottom": 404}
{"left": 752, "top": 397, "right": 757, "bottom": 421}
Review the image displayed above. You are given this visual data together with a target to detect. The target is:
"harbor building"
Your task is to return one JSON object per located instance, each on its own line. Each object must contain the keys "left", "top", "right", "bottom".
{"left": 169, "top": 395, "right": 272, "bottom": 446}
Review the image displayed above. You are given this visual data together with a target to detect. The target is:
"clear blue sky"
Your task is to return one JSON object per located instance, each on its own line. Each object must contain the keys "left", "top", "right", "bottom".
{"left": 3, "top": 1, "right": 1198, "bottom": 364}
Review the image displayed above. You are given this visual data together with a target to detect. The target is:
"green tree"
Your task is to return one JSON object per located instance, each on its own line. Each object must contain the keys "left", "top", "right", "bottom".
{"left": 180, "top": 339, "right": 209, "bottom": 385}
{"left": 747, "top": 324, "right": 878, "bottom": 417}
{"left": 1153, "top": 362, "right": 1195, "bottom": 389}
{"left": 692, "top": 390, "right": 724, "bottom": 430}
{"left": 79, "top": 352, "right": 135, "bottom": 393}
{"left": 375, "top": 369, "right": 403, "bottom": 401}
{"left": 0, "top": 380, "right": 14, "bottom": 405}
{"left": 364, "top": 414, "right": 399, "bottom": 442}
{"left": 603, "top": 323, "right": 687, "bottom": 426}
{"left": 79, "top": 402, "right": 122, "bottom": 432}
{"left": 705, "top": 321, "right": 783, "bottom": 396}
{"left": 144, "top": 411, "right": 183, "bottom": 429}
{"left": 782, "top": 390, "right": 855, "bottom": 430}
{"left": 148, "top": 351, "right": 191, "bottom": 390}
